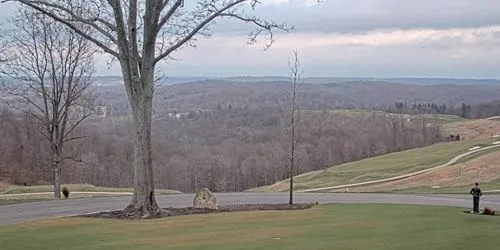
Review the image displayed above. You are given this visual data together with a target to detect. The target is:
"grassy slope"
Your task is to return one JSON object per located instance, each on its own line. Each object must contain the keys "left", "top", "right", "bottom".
{"left": 0, "top": 199, "right": 43, "bottom": 206}
{"left": 417, "top": 114, "right": 469, "bottom": 124}
{"left": 322, "top": 109, "right": 469, "bottom": 124}
{"left": 346, "top": 149, "right": 500, "bottom": 194}
{"left": 253, "top": 138, "right": 498, "bottom": 192}
{"left": 1, "top": 204, "right": 499, "bottom": 250}
{"left": 0, "top": 184, "right": 181, "bottom": 204}
{"left": 0, "top": 184, "right": 180, "bottom": 195}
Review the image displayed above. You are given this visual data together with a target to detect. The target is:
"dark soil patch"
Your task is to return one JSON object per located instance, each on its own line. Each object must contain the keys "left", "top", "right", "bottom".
{"left": 79, "top": 202, "right": 318, "bottom": 220}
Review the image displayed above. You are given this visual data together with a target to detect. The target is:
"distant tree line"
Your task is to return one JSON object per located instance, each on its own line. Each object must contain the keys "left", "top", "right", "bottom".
{"left": 387, "top": 101, "right": 500, "bottom": 119}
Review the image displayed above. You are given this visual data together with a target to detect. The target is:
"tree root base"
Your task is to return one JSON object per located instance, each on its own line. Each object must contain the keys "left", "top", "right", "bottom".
{"left": 122, "top": 203, "right": 161, "bottom": 219}
{"left": 80, "top": 202, "right": 318, "bottom": 220}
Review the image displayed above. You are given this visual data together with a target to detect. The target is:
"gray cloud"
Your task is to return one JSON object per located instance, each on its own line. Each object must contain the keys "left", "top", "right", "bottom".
{"left": 2, "top": 0, "right": 500, "bottom": 78}
{"left": 3, "top": 1, "right": 499, "bottom": 34}
{"left": 213, "top": 0, "right": 500, "bottom": 35}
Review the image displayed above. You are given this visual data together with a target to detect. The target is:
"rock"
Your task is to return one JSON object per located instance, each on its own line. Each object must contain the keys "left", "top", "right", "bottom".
{"left": 483, "top": 207, "right": 495, "bottom": 216}
{"left": 193, "top": 188, "right": 217, "bottom": 210}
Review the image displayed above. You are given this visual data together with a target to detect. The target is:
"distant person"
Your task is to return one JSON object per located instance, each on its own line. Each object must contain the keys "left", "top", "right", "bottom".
{"left": 470, "top": 182, "right": 482, "bottom": 213}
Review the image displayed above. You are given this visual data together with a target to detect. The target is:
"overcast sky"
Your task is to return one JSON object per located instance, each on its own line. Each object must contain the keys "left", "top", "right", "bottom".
{"left": 1, "top": 0, "right": 500, "bottom": 78}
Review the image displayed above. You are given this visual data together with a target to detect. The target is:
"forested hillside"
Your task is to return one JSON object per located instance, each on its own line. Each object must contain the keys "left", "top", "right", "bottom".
{"left": 2, "top": 79, "right": 499, "bottom": 192}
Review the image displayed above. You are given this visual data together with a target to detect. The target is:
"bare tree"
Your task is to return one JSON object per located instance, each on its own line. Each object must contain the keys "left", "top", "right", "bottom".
{"left": 2, "top": 0, "right": 291, "bottom": 216}
{"left": 286, "top": 50, "right": 303, "bottom": 205}
{"left": 0, "top": 47, "right": 7, "bottom": 63}
{"left": 0, "top": 8, "right": 97, "bottom": 198}
{"left": 0, "top": 28, "right": 9, "bottom": 66}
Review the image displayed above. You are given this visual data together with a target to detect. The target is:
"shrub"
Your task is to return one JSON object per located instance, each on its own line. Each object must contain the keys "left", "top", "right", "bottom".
{"left": 62, "top": 187, "right": 70, "bottom": 199}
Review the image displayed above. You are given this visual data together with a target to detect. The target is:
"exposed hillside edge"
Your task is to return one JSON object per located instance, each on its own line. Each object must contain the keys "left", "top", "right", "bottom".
{"left": 298, "top": 142, "right": 500, "bottom": 193}
{"left": 486, "top": 116, "right": 500, "bottom": 120}
{"left": 350, "top": 150, "right": 500, "bottom": 193}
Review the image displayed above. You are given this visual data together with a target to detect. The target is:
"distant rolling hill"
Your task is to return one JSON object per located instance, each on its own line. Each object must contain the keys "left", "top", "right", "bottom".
{"left": 90, "top": 76, "right": 500, "bottom": 86}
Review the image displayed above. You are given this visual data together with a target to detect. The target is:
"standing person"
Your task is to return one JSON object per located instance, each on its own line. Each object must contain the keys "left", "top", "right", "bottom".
{"left": 470, "top": 182, "right": 482, "bottom": 213}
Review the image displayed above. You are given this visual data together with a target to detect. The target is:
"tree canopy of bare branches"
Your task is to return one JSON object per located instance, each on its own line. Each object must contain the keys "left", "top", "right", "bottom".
{"left": 0, "top": 7, "right": 98, "bottom": 198}
{"left": 2, "top": 0, "right": 292, "bottom": 216}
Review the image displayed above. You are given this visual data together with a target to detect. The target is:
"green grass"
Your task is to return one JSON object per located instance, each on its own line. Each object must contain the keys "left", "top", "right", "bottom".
{"left": 0, "top": 199, "right": 43, "bottom": 206}
{"left": 1, "top": 204, "right": 499, "bottom": 250}
{"left": 329, "top": 109, "right": 468, "bottom": 123}
{"left": 417, "top": 114, "right": 469, "bottom": 124}
{"left": 304, "top": 109, "right": 469, "bottom": 124}
{"left": 0, "top": 184, "right": 181, "bottom": 205}
{"left": 0, "top": 184, "right": 181, "bottom": 195}
{"left": 0, "top": 193, "right": 130, "bottom": 203}
{"left": 453, "top": 145, "right": 500, "bottom": 164}
{"left": 253, "top": 138, "right": 499, "bottom": 192}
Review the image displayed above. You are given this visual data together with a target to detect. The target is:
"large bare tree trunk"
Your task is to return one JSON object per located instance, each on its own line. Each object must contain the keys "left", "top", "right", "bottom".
{"left": 53, "top": 167, "right": 61, "bottom": 198}
{"left": 122, "top": 73, "right": 159, "bottom": 217}
{"left": 52, "top": 147, "right": 61, "bottom": 199}
{"left": 8, "top": 0, "right": 290, "bottom": 218}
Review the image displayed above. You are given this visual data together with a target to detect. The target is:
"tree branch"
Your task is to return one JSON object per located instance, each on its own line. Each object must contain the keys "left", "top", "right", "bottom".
{"left": 156, "top": 0, "right": 183, "bottom": 33}
{"left": 63, "top": 135, "right": 87, "bottom": 143}
{"left": 6, "top": 0, "right": 119, "bottom": 58}
{"left": 154, "top": 0, "right": 292, "bottom": 63}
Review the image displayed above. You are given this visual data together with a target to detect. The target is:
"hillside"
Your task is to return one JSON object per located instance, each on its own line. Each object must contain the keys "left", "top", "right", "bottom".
{"left": 1, "top": 104, "right": 444, "bottom": 193}
{"left": 252, "top": 138, "right": 499, "bottom": 192}
{"left": 322, "top": 109, "right": 468, "bottom": 124}
{"left": 444, "top": 119, "right": 500, "bottom": 140}
{"left": 3, "top": 77, "right": 500, "bottom": 193}
{"left": 348, "top": 150, "right": 500, "bottom": 193}
{"left": 94, "top": 80, "right": 500, "bottom": 118}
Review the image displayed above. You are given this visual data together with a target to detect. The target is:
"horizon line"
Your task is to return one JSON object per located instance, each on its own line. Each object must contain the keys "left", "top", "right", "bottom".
{"left": 91, "top": 75, "right": 500, "bottom": 81}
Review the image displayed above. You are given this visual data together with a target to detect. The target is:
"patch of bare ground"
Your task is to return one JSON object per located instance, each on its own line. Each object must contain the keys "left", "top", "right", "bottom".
{"left": 350, "top": 151, "right": 500, "bottom": 192}
{"left": 447, "top": 119, "right": 500, "bottom": 140}
{"left": 0, "top": 180, "right": 10, "bottom": 192}
{"left": 79, "top": 203, "right": 318, "bottom": 220}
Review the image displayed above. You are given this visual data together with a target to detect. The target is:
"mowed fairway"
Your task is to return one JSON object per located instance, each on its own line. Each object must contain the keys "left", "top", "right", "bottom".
{"left": 0, "top": 184, "right": 181, "bottom": 204}
{"left": 1, "top": 204, "right": 499, "bottom": 250}
{"left": 0, "top": 184, "right": 180, "bottom": 195}
{"left": 254, "top": 138, "right": 499, "bottom": 192}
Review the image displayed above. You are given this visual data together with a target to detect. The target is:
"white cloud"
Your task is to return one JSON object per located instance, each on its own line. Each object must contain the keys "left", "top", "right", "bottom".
{"left": 3, "top": 0, "right": 500, "bottom": 78}
{"left": 152, "top": 25, "right": 500, "bottom": 78}
{"left": 207, "top": 26, "right": 500, "bottom": 50}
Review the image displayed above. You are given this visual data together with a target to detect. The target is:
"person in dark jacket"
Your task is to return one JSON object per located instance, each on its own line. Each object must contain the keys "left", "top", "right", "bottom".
{"left": 470, "top": 182, "right": 482, "bottom": 213}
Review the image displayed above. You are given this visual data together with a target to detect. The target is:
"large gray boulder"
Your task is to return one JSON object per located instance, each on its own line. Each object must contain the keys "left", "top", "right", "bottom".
{"left": 193, "top": 188, "right": 218, "bottom": 210}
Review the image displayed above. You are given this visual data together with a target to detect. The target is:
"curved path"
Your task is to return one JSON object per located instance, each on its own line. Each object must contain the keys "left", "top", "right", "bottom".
{"left": 486, "top": 116, "right": 500, "bottom": 120}
{"left": 1, "top": 192, "right": 500, "bottom": 225}
{"left": 299, "top": 142, "right": 500, "bottom": 193}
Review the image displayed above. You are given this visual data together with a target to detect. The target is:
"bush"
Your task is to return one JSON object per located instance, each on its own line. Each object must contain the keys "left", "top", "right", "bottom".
{"left": 62, "top": 187, "right": 70, "bottom": 199}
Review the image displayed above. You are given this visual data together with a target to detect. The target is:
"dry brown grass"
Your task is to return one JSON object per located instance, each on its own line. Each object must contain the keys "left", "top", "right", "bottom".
{"left": 446, "top": 119, "right": 500, "bottom": 140}
{"left": 0, "top": 180, "right": 10, "bottom": 192}
{"left": 351, "top": 150, "right": 500, "bottom": 192}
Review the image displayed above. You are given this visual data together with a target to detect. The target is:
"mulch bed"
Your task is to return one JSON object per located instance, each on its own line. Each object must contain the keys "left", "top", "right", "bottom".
{"left": 79, "top": 202, "right": 318, "bottom": 220}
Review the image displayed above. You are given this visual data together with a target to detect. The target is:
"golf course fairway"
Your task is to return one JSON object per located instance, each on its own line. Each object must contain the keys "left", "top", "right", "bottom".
{"left": 1, "top": 204, "right": 499, "bottom": 249}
